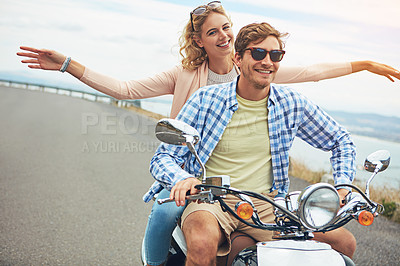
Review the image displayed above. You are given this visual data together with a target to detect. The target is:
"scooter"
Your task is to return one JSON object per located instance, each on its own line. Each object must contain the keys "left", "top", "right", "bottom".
{"left": 146, "top": 118, "right": 389, "bottom": 266}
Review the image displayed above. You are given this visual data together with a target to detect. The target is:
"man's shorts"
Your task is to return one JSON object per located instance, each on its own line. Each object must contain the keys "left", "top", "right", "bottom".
{"left": 181, "top": 191, "right": 276, "bottom": 256}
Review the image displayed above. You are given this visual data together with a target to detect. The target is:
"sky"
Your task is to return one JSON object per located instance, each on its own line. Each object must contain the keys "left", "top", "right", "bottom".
{"left": 1, "top": 0, "right": 399, "bottom": 117}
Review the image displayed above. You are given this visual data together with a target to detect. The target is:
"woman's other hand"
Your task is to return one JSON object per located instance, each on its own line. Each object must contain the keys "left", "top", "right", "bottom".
{"left": 352, "top": 60, "right": 400, "bottom": 82}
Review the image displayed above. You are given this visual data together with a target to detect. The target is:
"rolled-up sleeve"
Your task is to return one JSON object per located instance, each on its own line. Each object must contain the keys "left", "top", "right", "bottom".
{"left": 149, "top": 91, "right": 203, "bottom": 189}
{"left": 296, "top": 99, "right": 356, "bottom": 186}
{"left": 150, "top": 144, "right": 194, "bottom": 191}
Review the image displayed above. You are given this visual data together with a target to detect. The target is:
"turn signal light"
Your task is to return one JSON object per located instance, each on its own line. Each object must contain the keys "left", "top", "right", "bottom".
{"left": 358, "top": 210, "right": 374, "bottom": 226}
{"left": 236, "top": 202, "right": 253, "bottom": 220}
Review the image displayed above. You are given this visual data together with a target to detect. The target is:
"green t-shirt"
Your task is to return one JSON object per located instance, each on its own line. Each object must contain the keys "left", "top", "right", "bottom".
{"left": 205, "top": 93, "right": 273, "bottom": 193}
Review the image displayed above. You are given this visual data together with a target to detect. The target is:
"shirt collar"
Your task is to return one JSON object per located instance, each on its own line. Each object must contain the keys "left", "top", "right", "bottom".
{"left": 226, "top": 76, "right": 239, "bottom": 110}
{"left": 268, "top": 84, "right": 278, "bottom": 107}
{"left": 230, "top": 76, "right": 278, "bottom": 108}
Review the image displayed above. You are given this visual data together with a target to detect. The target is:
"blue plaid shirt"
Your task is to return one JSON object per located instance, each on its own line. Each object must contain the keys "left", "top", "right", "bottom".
{"left": 143, "top": 77, "right": 356, "bottom": 202}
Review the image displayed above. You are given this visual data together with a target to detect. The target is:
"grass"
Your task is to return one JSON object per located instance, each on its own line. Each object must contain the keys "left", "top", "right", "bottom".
{"left": 288, "top": 157, "right": 329, "bottom": 184}
{"left": 289, "top": 157, "right": 400, "bottom": 223}
{"left": 125, "top": 105, "right": 166, "bottom": 121}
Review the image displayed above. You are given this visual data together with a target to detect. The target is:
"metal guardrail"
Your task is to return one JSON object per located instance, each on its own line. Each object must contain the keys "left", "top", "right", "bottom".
{"left": 0, "top": 78, "right": 141, "bottom": 108}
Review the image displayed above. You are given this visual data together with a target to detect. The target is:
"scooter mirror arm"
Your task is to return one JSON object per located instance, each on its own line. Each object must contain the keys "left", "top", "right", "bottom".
{"left": 186, "top": 141, "right": 206, "bottom": 182}
{"left": 365, "top": 162, "right": 382, "bottom": 198}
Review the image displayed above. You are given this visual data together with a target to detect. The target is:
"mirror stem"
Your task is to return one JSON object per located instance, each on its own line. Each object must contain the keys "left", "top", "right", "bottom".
{"left": 186, "top": 141, "right": 206, "bottom": 183}
{"left": 365, "top": 161, "right": 383, "bottom": 198}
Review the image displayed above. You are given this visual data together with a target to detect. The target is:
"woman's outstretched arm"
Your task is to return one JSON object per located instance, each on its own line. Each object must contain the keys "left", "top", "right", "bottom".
{"left": 274, "top": 60, "right": 400, "bottom": 84}
{"left": 17, "top": 46, "right": 177, "bottom": 100}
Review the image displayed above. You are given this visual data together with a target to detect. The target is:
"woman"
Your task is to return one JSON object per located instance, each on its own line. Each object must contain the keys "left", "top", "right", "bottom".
{"left": 16, "top": 12, "right": 399, "bottom": 120}
{"left": 17, "top": 2, "right": 399, "bottom": 265}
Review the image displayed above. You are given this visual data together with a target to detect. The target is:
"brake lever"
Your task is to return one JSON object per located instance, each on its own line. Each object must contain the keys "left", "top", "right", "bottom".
{"left": 157, "top": 185, "right": 229, "bottom": 205}
{"left": 157, "top": 190, "right": 215, "bottom": 205}
{"left": 157, "top": 190, "right": 192, "bottom": 205}
{"left": 337, "top": 192, "right": 364, "bottom": 216}
{"left": 187, "top": 191, "right": 216, "bottom": 203}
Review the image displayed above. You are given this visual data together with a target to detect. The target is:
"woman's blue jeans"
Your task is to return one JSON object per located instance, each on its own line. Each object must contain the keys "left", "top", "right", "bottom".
{"left": 143, "top": 188, "right": 185, "bottom": 265}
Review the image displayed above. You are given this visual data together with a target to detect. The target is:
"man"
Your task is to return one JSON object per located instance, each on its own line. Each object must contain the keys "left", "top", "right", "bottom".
{"left": 150, "top": 22, "right": 356, "bottom": 265}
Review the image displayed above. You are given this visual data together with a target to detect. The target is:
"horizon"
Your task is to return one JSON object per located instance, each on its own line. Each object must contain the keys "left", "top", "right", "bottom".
{"left": 1, "top": 0, "right": 399, "bottom": 117}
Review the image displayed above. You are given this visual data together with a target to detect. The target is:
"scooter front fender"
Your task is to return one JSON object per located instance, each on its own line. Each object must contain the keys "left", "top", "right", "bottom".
{"left": 257, "top": 240, "right": 346, "bottom": 266}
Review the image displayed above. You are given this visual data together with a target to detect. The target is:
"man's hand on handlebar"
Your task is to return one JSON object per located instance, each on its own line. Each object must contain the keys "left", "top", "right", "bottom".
{"left": 170, "top": 177, "right": 202, "bottom": 207}
{"left": 337, "top": 188, "right": 350, "bottom": 208}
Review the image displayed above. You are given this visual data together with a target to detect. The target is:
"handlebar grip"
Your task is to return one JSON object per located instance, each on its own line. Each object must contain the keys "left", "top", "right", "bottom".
{"left": 157, "top": 190, "right": 192, "bottom": 205}
{"left": 157, "top": 198, "right": 174, "bottom": 204}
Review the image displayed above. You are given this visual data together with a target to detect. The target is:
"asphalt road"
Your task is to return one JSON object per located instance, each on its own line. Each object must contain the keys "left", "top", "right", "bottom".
{"left": 1, "top": 86, "right": 399, "bottom": 265}
{"left": 0, "top": 86, "right": 155, "bottom": 265}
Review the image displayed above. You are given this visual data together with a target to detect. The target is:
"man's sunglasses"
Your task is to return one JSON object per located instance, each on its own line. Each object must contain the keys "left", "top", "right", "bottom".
{"left": 190, "top": 1, "right": 222, "bottom": 31}
{"left": 243, "top": 48, "right": 285, "bottom": 62}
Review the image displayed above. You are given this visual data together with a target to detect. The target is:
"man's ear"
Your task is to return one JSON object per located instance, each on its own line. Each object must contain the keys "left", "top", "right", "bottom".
{"left": 234, "top": 52, "right": 242, "bottom": 67}
{"left": 193, "top": 36, "right": 204, "bottom": 48}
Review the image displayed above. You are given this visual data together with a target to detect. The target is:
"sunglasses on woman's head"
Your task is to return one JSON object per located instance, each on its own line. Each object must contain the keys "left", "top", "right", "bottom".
{"left": 243, "top": 48, "right": 285, "bottom": 62}
{"left": 190, "top": 1, "right": 222, "bottom": 31}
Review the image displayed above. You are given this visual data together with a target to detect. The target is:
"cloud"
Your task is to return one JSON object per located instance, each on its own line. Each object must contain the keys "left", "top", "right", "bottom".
{"left": 231, "top": 0, "right": 400, "bottom": 29}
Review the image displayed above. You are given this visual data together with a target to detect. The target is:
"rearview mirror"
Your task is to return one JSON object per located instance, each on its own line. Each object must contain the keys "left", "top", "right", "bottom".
{"left": 155, "top": 119, "right": 206, "bottom": 180}
{"left": 155, "top": 118, "right": 200, "bottom": 146}
{"left": 364, "top": 150, "right": 390, "bottom": 173}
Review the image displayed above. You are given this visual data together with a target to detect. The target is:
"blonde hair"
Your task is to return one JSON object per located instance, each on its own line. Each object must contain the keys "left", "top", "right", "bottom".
{"left": 178, "top": 6, "right": 233, "bottom": 71}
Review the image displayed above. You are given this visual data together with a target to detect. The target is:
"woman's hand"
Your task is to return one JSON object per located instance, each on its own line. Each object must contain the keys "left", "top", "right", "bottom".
{"left": 352, "top": 60, "right": 400, "bottom": 82}
{"left": 17, "top": 46, "right": 85, "bottom": 79}
{"left": 17, "top": 46, "right": 66, "bottom": 71}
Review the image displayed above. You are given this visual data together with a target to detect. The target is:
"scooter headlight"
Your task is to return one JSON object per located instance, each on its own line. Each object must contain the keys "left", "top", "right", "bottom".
{"left": 297, "top": 183, "right": 340, "bottom": 230}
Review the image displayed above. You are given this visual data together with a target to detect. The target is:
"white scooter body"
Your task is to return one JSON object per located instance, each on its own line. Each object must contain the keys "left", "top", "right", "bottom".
{"left": 172, "top": 226, "right": 187, "bottom": 255}
{"left": 171, "top": 226, "right": 346, "bottom": 266}
{"left": 257, "top": 240, "right": 345, "bottom": 266}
